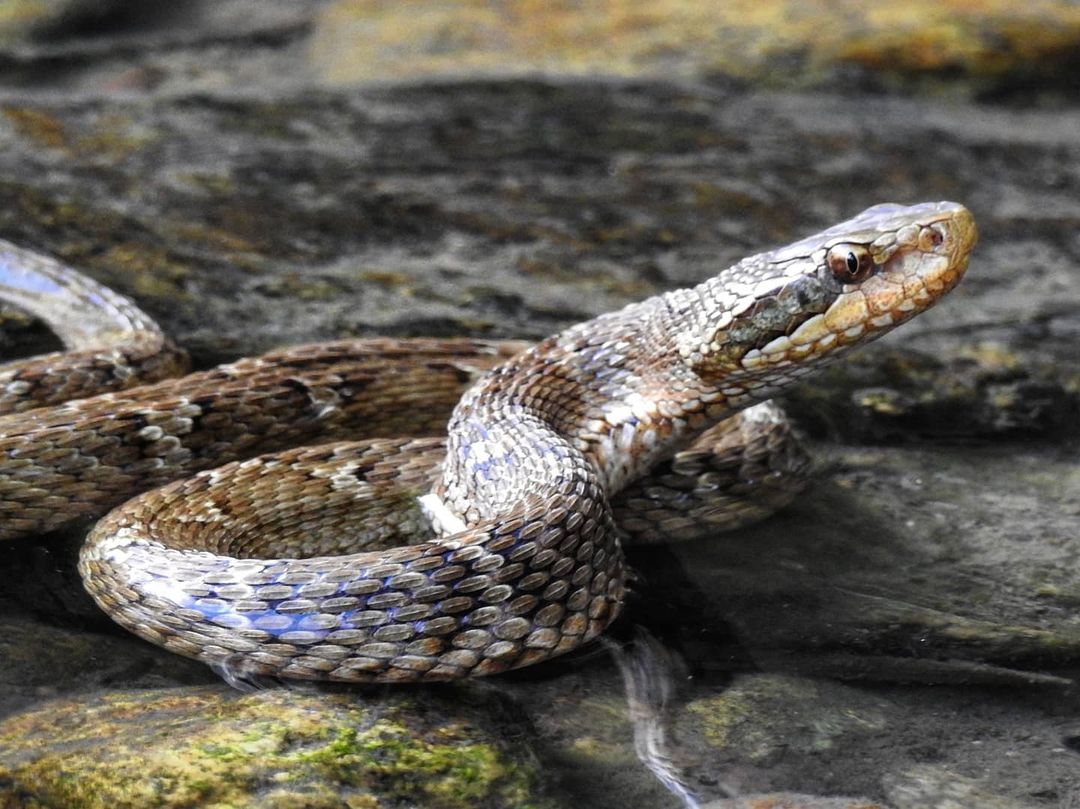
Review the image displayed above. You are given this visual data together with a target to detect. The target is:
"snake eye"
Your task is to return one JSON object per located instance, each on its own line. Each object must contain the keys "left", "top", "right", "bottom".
{"left": 827, "top": 244, "right": 874, "bottom": 284}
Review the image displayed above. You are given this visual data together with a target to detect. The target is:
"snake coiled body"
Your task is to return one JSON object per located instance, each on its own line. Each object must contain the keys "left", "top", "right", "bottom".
{"left": 0, "top": 202, "right": 976, "bottom": 682}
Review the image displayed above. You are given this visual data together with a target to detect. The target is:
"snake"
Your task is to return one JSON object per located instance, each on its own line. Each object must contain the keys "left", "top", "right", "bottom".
{"left": 0, "top": 202, "right": 976, "bottom": 683}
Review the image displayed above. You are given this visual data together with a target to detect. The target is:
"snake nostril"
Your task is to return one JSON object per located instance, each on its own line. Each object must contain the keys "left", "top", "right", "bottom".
{"left": 919, "top": 225, "right": 945, "bottom": 251}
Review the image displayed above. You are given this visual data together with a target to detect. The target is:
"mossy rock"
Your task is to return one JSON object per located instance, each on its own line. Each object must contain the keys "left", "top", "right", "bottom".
{"left": 0, "top": 686, "right": 554, "bottom": 809}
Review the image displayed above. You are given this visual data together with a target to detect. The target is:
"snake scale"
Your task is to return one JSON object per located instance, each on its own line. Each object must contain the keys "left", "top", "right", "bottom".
{"left": 0, "top": 202, "right": 976, "bottom": 682}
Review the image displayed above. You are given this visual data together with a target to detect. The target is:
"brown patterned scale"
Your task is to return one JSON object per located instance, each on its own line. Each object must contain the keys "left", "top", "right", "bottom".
{"left": 0, "top": 203, "right": 976, "bottom": 681}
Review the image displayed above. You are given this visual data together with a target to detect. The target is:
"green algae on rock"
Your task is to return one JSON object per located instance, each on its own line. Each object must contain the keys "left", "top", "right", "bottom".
{"left": 0, "top": 687, "right": 553, "bottom": 809}
{"left": 683, "top": 674, "right": 890, "bottom": 764}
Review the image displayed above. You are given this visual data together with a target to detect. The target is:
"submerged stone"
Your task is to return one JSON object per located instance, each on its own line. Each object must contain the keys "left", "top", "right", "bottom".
{"left": 0, "top": 686, "right": 553, "bottom": 809}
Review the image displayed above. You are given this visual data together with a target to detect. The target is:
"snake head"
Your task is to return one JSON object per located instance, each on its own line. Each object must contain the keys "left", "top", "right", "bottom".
{"left": 681, "top": 201, "right": 977, "bottom": 386}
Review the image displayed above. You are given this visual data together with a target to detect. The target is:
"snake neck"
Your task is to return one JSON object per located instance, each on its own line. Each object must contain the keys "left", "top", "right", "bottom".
{"left": 434, "top": 201, "right": 977, "bottom": 530}
{"left": 433, "top": 292, "right": 743, "bottom": 526}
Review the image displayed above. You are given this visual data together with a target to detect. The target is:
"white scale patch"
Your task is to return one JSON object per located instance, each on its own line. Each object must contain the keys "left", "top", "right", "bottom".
{"left": 418, "top": 493, "right": 467, "bottom": 535}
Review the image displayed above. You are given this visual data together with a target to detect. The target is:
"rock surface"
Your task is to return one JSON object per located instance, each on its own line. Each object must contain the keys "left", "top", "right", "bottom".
{"left": 0, "top": 1, "right": 1078, "bottom": 807}
{"left": 0, "top": 686, "right": 552, "bottom": 809}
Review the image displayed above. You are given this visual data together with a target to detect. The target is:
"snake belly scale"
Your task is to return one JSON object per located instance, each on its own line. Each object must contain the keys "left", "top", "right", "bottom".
{"left": 0, "top": 202, "right": 976, "bottom": 682}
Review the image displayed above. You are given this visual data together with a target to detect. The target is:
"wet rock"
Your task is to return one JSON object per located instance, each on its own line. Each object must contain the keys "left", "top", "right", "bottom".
{"left": 675, "top": 674, "right": 898, "bottom": 799}
{"left": 0, "top": 1, "right": 1077, "bottom": 98}
{"left": 310, "top": 0, "right": 1080, "bottom": 99}
{"left": 0, "top": 0, "right": 126, "bottom": 43}
{"left": 0, "top": 616, "right": 212, "bottom": 718}
{"left": 672, "top": 672, "right": 1077, "bottom": 805}
{"left": 517, "top": 663, "right": 694, "bottom": 808}
{"left": 883, "top": 764, "right": 1058, "bottom": 809}
{"left": 784, "top": 344, "right": 1080, "bottom": 444}
{"left": 683, "top": 675, "right": 891, "bottom": 766}
{"left": 0, "top": 686, "right": 554, "bottom": 809}
{"left": 701, "top": 797, "right": 889, "bottom": 809}
{"left": 0, "top": 87, "right": 1074, "bottom": 373}
{"left": 0, "top": 0, "right": 312, "bottom": 97}
{"left": 632, "top": 438, "right": 1080, "bottom": 676}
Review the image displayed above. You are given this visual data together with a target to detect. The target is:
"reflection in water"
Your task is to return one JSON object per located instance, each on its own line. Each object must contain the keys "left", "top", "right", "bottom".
{"left": 608, "top": 628, "right": 731, "bottom": 808}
